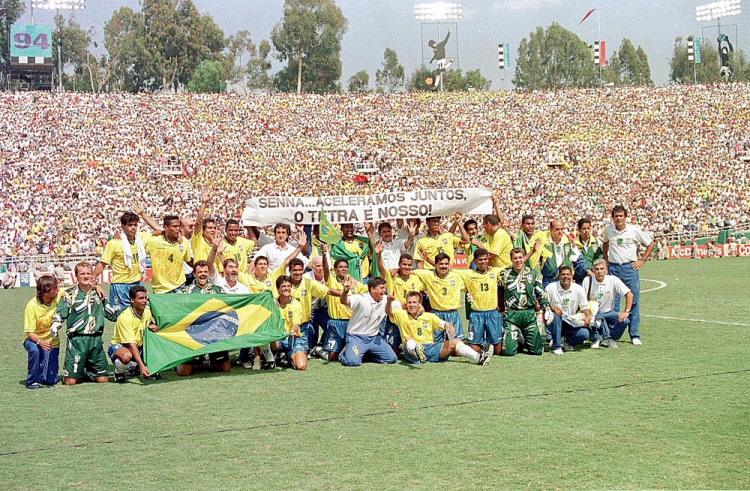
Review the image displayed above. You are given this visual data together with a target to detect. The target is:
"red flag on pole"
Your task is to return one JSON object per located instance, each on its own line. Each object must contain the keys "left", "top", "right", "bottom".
{"left": 580, "top": 8, "right": 596, "bottom": 24}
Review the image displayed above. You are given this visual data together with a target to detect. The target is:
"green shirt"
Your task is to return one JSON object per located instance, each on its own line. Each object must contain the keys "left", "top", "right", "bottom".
{"left": 498, "top": 266, "right": 549, "bottom": 311}
{"left": 52, "top": 286, "right": 119, "bottom": 337}
{"left": 179, "top": 283, "right": 224, "bottom": 294}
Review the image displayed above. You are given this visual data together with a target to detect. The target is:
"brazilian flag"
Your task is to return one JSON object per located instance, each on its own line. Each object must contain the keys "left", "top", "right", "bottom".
{"left": 319, "top": 208, "right": 342, "bottom": 245}
{"left": 144, "top": 291, "right": 287, "bottom": 373}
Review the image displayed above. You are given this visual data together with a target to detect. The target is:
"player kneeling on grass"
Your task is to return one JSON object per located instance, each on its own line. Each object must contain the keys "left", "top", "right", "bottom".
{"left": 23, "top": 275, "right": 60, "bottom": 389}
{"left": 389, "top": 291, "right": 492, "bottom": 366}
{"left": 108, "top": 286, "right": 160, "bottom": 383}
{"left": 269, "top": 275, "right": 308, "bottom": 370}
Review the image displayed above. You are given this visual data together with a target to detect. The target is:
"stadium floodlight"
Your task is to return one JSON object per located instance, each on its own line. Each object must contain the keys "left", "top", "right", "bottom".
{"left": 31, "top": 0, "right": 86, "bottom": 10}
{"left": 696, "top": 0, "right": 741, "bottom": 21}
{"left": 413, "top": 2, "right": 463, "bottom": 20}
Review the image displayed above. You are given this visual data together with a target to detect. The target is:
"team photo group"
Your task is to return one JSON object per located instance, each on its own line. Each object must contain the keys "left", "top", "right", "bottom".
{"left": 23, "top": 188, "right": 654, "bottom": 389}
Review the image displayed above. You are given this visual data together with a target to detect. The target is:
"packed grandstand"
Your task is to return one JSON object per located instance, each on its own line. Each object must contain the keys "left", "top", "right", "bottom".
{"left": 1, "top": 83, "right": 749, "bottom": 264}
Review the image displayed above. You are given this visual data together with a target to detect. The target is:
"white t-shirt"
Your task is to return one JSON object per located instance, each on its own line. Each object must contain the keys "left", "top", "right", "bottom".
{"left": 345, "top": 293, "right": 387, "bottom": 336}
{"left": 545, "top": 281, "right": 588, "bottom": 316}
{"left": 581, "top": 275, "right": 631, "bottom": 313}
{"left": 379, "top": 238, "right": 408, "bottom": 270}
{"left": 257, "top": 241, "right": 310, "bottom": 271}
{"left": 210, "top": 274, "right": 250, "bottom": 294}
{"left": 303, "top": 270, "right": 327, "bottom": 310}
{"left": 603, "top": 224, "right": 653, "bottom": 264}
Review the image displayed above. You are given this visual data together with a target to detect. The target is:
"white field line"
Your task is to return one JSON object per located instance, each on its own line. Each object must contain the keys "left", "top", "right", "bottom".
{"left": 640, "top": 278, "right": 750, "bottom": 327}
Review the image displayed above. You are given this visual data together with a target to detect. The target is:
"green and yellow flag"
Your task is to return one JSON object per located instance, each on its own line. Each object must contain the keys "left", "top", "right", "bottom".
{"left": 144, "top": 291, "right": 287, "bottom": 373}
{"left": 319, "top": 208, "right": 342, "bottom": 245}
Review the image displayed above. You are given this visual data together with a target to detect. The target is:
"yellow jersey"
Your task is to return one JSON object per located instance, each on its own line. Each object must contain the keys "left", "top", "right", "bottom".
{"left": 390, "top": 310, "right": 444, "bottom": 344}
{"left": 190, "top": 230, "right": 213, "bottom": 263}
{"left": 24, "top": 297, "right": 60, "bottom": 347}
{"left": 456, "top": 267, "right": 504, "bottom": 311}
{"left": 414, "top": 269, "right": 465, "bottom": 311}
{"left": 290, "top": 277, "right": 329, "bottom": 323}
{"left": 110, "top": 306, "right": 152, "bottom": 347}
{"left": 325, "top": 274, "right": 367, "bottom": 320}
{"left": 415, "top": 232, "right": 462, "bottom": 269}
{"left": 238, "top": 271, "right": 275, "bottom": 294}
{"left": 99, "top": 232, "right": 152, "bottom": 284}
{"left": 219, "top": 236, "right": 255, "bottom": 273}
{"left": 384, "top": 269, "right": 424, "bottom": 303}
{"left": 277, "top": 297, "right": 303, "bottom": 333}
{"left": 342, "top": 238, "right": 370, "bottom": 278}
{"left": 478, "top": 229, "right": 513, "bottom": 268}
{"left": 145, "top": 235, "right": 192, "bottom": 293}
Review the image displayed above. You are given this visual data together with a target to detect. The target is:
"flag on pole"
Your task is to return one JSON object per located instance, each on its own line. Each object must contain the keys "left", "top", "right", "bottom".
{"left": 144, "top": 291, "right": 286, "bottom": 373}
{"left": 319, "top": 208, "right": 342, "bottom": 245}
{"left": 580, "top": 8, "right": 596, "bottom": 24}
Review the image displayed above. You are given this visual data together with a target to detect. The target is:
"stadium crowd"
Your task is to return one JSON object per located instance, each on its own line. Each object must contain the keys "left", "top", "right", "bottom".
{"left": 2, "top": 83, "right": 750, "bottom": 263}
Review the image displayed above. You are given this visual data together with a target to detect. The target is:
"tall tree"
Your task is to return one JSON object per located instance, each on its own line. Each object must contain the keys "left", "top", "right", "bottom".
{"left": 375, "top": 48, "right": 404, "bottom": 93}
{"left": 464, "top": 69, "right": 491, "bottom": 90}
{"left": 347, "top": 70, "right": 369, "bottom": 92}
{"left": 0, "top": 0, "right": 25, "bottom": 82}
{"left": 616, "top": 39, "right": 653, "bottom": 86}
{"left": 271, "top": 0, "right": 348, "bottom": 94}
{"left": 513, "top": 23, "right": 598, "bottom": 90}
{"left": 139, "top": 0, "right": 225, "bottom": 92}
{"left": 53, "top": 13, "right": 94, "bottom": 90}
{"left": 103, "top": 6, "right": 146, "bottom": 92}
{"left": 669, "top": 37, "right": 721, "bottom": 84}
{"left": 187, "top": 59, "right": 226, "bottom": 93}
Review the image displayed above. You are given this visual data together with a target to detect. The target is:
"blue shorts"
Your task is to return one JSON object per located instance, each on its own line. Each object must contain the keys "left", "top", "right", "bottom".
{"left": 404, "top": 342, "right": 444, "bottom": 364}
{"left": 279, "top": 331, "right": 309, "bottom": 356}
{"left": 324, "top": 319, "right": 349, "bottom": 353}
{"left": 340, "top": 334, "right": 398, "bottom": 367}
{"left": 109, "top": 282, "right": 141, "bottom": 310}
{"left": 384, "top": 318, "right": 402, "bottom": 348}
{"left": 107, "top": 343, "right": 142, "bottom": 362}
{"left": 467, "top": 309, "right": 503, "bottom": 345}
{"left": 431, "top": 309, "right": 464, "bottom": 341}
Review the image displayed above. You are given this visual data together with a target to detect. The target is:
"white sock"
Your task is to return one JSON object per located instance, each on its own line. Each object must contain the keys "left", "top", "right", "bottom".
{"left": 320, "top": 351, "right": 330, "bottom": 361}
{"left": 260, "top": 345, "right": 275, "bottom": 362}
{"left": 405, "top": 339, "right": 418, "bottom": 358}
{"left": 114, "top": 359, "right": 128, "bottom": 374}
{"left": 455, "top": 341, "right": 480, "bottom": 363}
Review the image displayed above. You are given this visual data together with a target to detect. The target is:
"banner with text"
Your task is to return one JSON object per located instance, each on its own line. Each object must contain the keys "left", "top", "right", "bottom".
{"left": 242, "top": 188, "right": 493, "bottom": 226}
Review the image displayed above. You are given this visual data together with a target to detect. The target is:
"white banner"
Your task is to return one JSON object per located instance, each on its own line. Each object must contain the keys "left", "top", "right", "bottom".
{"left": 242, "top": 188, "right": 493, "bottom": 226}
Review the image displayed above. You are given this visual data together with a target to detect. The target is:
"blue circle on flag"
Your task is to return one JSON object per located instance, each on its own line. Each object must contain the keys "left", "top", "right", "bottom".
{"left": 185, "top": 310, "right": 240, "bottom": 346}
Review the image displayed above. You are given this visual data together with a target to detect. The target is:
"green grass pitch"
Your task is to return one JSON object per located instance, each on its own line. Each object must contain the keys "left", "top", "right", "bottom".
{"left": 1, "top": 258, "right": 748, "bottom": 490}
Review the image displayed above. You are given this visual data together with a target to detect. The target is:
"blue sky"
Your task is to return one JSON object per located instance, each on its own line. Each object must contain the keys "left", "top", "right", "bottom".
{"left": 20, "top": 0, "right": 749, "bottom": 87}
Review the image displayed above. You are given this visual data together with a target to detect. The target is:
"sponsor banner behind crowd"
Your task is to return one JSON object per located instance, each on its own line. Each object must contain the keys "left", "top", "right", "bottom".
{"left": 241, "top": 188, "right": 493, "bottom": 226}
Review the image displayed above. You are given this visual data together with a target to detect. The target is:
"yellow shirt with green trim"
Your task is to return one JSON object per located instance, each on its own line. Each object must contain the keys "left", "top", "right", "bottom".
{"left": 290, "top": 277, "right": 329, "bottom": 323}
{"left": 415, "top": 232, "right": 462, "bottom": 269}
{"left": 100, "top": 232, "right": 152, "bottom": 284}
{"left": 325, "top": 274, "right": 367, "bottom": 320}
{"left": 342, "top": 238, "right": 370, "bottom": 278}
{"left": 277, "top": 297, "right": 303, "bottom": 334}
{"left": 414, "top": 269, "right": 465, "bottom": 311}
{"left": 390, "top": 310, "right": 444, "bottom": 344}
{"left": 24, "top": 297, "right": 60, "bottom": 347}
{"left": 478, "top": 229, "right": 513, "bottom": 269}
{"left": 238, "top": 271, "right": 274, "bottom": 294}
{"left": 384, "top": 269, "right": 424, "bottom": 303}
{"left": 110, "top": 306, "right": 152, "bottom": 347}
{"left": 145, "top": 235, "right": 192, "bottom": 293}
{"left": 190, "top": 230, "right": 213, "bottom": 263}
{"left": 219, "top": 236, "right": 256, "bottom": 273}
{"left": 455, "top": 267, "right": 504, "bottom": 311}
